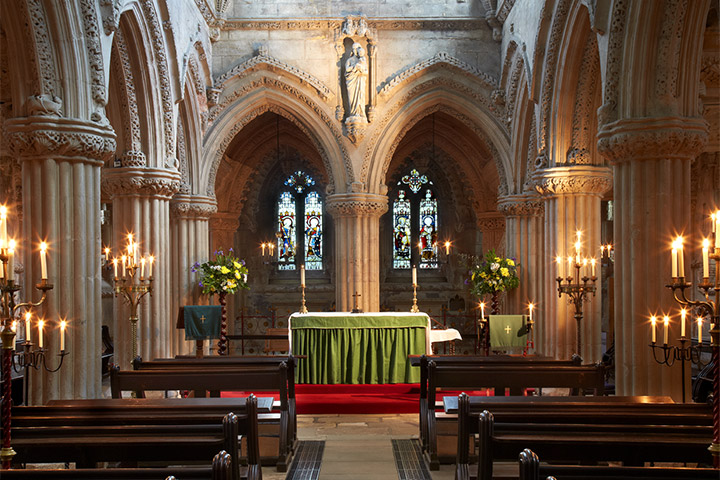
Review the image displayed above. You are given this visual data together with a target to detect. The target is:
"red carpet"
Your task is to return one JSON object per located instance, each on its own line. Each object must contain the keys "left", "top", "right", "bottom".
{"left": 222, "top": 384, "right": 492, "bottom": 414}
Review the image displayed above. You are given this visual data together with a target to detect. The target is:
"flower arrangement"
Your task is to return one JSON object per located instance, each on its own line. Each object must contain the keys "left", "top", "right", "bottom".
{"left": 467, "top": 249, "right": 519, "bottom": 296}
{"left": 192, "top": 249, "right": 249, "bottom": 295}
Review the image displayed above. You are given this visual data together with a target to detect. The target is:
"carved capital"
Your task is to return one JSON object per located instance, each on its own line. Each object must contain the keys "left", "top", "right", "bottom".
{"left": 477, "top": 215, "right": 505, "bottom": 231}
{"left": 326, "top": 193, "right": 388, "bottom": 218}
{"left": 534, "top": 166, "right": 613, "bottom": 196}
{"left": 498, "top": 195, "right": 544, "bottom": 217}
{"left": 102, "top": 167, "right": 181, "bottom": 199}
{"left": 597, "top": 116, "right": 708, "bottom": 164}
{"left": 6, "top": 116, "right": 116, "bottom": 165}
{"left": 209, "top": 212, "right": 240, "bottom": 232}
{"left": 170, "top": 194, "right": 218, "bottom": 219}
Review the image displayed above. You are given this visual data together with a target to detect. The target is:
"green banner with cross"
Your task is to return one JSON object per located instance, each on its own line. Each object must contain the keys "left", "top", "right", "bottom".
{"left": 183, "top": 305, "right": 222, "bottom": 341}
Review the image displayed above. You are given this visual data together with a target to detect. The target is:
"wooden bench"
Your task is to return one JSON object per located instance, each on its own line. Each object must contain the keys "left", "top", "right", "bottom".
{"left": 7, "top": 395, "right": 261, "bottom": 480}
{"left": 455, "top": 393, "right": 714, "bottom": 480}
{"left": 518, "top": 448, "right": 719, "bottom": 480}
{"left": 410, "top": 354, "right": 584, "bottom": 461}
{"left": 424, "top": 360, "right": 606, "bottom": 469}
{"left": 1, "top": 450, "right": 233, "bottom": 479}
{"left": 111, "top": 363, "right": 293, "bottom": 471}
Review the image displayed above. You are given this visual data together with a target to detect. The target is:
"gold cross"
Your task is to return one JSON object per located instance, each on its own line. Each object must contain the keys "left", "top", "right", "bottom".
{"left": 504, "top": 325, "right": 512, "bottom": 334}
{"left": 200, "top": 315, "right": 206, "bottom": 324}
{"left": 351, "top": 291, "right": 361, "bottom": 313}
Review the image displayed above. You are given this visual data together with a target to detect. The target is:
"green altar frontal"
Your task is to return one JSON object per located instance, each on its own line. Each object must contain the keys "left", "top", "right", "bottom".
{"left": 290, "top": 313, "right": 429, "bottom": 384}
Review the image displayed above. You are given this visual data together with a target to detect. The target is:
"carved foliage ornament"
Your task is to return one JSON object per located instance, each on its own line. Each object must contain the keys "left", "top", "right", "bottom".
{"left": 7, "top": 121, "right": 115, "bottom": 164}
{"left": 325, "top": 197, "right": 388, "bottom": 218}
{"left": 535, "top": 175, "right": 613, "bottom": 196}
{"left": 170, "top": 201, "right": 218, "bottom": 218}
{"left": 80, "top": 0, "right": 107, "bottom": 106}
{"left": 498, "top": 200, "right": 544, "bottom": 216}
{"left": 102, "top": 176, "right": 181, "bottom": 199}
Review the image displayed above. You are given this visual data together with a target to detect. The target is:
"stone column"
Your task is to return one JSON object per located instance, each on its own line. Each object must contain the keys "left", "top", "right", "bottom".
{"left": 7, "top": 115, "right": 115, "bottom": 403}
{"left": 102, "top": 167, "right": 180, "bottom": 368}
{"left": 598, "top": 116, "right": 707, "bottom": 400}
{"left": 326, "top": 193, "right": 388, "bottom": 312}
{"left": 535, "top": 166, "right": 612, "bottom": 362}
{"left": 169, "top": 194, "right": 217, "bottom": 356}
{"left": 498, "top": 195, "right": 545, "bottom": 330}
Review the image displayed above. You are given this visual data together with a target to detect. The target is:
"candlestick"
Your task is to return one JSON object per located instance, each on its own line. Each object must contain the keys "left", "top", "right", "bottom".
{"left": 40, "top": 242, "right": 48, "bottom": 280}
{"left": 680, "top": 308, "right": 686, "bottom": 338}
{"left": 412, "top": 265, "right": 417, "bottom": 286}
{"left": 60, "top": 320, "right": 66, "bottom": 351}
{"left": 300, "top": 264, "right": 305, "bottom": 287}
{"left": 38, "top": 319, "right": 44, "bottom": 349}
{"left": 651, "top": 316, "right": 657, "bottom": 344}
{"left": 663, "top": 316, "right": 669, "bottom": 345}
{"left": 702, "top": 239, "right": 710, "bottom": 279}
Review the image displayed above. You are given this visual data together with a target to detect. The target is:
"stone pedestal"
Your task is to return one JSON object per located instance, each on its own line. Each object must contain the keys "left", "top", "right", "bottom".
{"left": 536, "top": 166, "right": 612, "bottom": 362}
{"left": 170, "top": 195, "right": 216, "bottom": 356}
{"left": 498, "top": 195, "right": 544, "bottom": 333}
{"left": 7, "top": 116, "right": 115, "bottom": 403}
{"left": 102, "top": 167, "right": 180, "bottom": 368}
{"left": 598, "top": 116, "right": 708, "bottom": 400}
{"left": 326, "top": 193, "right": 388, "bottom": 312}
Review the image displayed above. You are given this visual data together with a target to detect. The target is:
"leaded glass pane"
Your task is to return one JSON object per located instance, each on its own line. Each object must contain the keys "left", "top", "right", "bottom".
{"left": 304, "top": 191, "right": 323, "bottom": 271}
{"left": 277, "top": 191, "right": 296, "bottom": 270}
{"left": 393, "top": 190, "right": 412, "bottom": 269}
{"left": 418, "top": 189, "right": 438, "bottom": 269}
{"left": 399, "top": 168, "right": 431, "bottom": 194}
{"left": 284, "top": 171, "right": 316, "bottom": 193}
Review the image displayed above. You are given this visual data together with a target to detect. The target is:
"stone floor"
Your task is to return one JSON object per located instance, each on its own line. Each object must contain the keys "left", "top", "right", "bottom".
{"left": 263, "top": 414, "right": 455, "bottom": 480}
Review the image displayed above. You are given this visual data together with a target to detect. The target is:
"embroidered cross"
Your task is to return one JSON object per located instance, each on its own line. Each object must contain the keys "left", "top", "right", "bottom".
{"left": 351, "top": 292, "right": 361, "bottom": 313}
{"left": 504, "top": 325, "right": 512, "bottom": 335}
{"left": 200, "top": 315, "right": 206, "bottom": 324}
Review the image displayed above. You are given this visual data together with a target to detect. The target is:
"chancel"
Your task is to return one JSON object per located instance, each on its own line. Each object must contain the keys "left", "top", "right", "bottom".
{"left": 0, "top": 0, "right": 719, "bottom": 478}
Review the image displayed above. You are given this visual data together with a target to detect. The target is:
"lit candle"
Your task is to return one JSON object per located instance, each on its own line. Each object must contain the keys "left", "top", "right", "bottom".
{"left": 269, "top": 243, "right": 275, "bottom": 255}
{"left": 412, "top": 265, "right": 417, "bottom": 286}
{"left": 697, "top": 318, "right": 703, "bottom": 344}
{"left": 25, "top": 311, "right": 31, "bottom": 343}
{"left": 600, "top": 245, "right": 605, "bottom": 259}
{"left": 121, "top": 255, "right": 126, "bottom": 278}
{"left": 38, "top": 319, "right": 44, "bottom": 349}
{"left": 671, "top": 241, "right": 678, "bottom": 278}
{"left": 715, "top": 211, "right": 720, "bottom": 249}
{"left": 650, "top": 316, "right": 657, "bottom": 344}
{"left": 702, "top": 238, "right": 710, "bottom": 279}
{"left": 40, "top": 242, "right": 48, "bottom": 280}
{"left": 582, "top": 258, "right": 588, "bottom": 276}
{"left": 140, "top": 257, "right": 146, "bottom": 278}
{"left": 556, "top": 256, "right": 563, "bottom": 278}
{"left": 300, "top": 264, "right": 305, "bottom": 287}
{"left": 134, "top": 243, "right": 138, "bottom": 265}
{"left": 113, "top": 258, "right": 118, "bottom": 278}
{"left": 7, "top": 239, "right": 15, "bottom": 280}
{"left": 444, "top": 241, "right": 450, "bottom": 256}
{"left": 663, "top": 315, "right": 669, "bottom": 345}
{"left": 567, "top": 256, "right": 574, "bottom": 276}
{"left": 480, "top": 302, "right": 485, "bottom": 319}
{"left": 104, "top": 247, "right": 110, "bottom": 261}
{"left": 417, "top": 241, "right": 423, "bottom": 255}
{"left": 528, "top": 303, "right": 534, "bottom": 322}
{"left": 10, "top": 321, "right": 16, "bottom": 351}
{"left": 680, "top": 308, "right": 686, "bottom": 338}
{"left": 590, "top": 258, "right": 596, "bottom": 277}
{"left": 261, "top": 243, "right": 266, "bottom": 256}
{"left": 60, "top": 319, "right": 66, "bottom": 351}
{"left": 676, "top": 236, "right": 684, "bottom": 278}
{"left": 0, "top": 205, "right": 7, "bottom": 247}
{"left": 148, "top": 255, "right": 154, "bottom": 277}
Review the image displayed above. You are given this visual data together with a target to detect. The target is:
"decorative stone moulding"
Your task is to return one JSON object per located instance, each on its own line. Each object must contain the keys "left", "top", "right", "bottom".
{"left": 533, "top": 166, "right": 613, "bottom": 197}
{"left": 498, "top": 194, "right": 545, "bottom": 216}
{"left": 325, "top": 193, "right": 388, "bottom": 218}
{"left": 6, "top": 116, "right": 116, "bottom": 165}
{"left": 102, "top": 167, "right": 182, "bottom": 199}
{"left": 170, "top": 194, "right": 218, "bottom": 219}
{"left": 597, "top": 116, "right": 709, "bottom": 164}
{"left": 477, "top": 214, "right": 506, "bottom": 231}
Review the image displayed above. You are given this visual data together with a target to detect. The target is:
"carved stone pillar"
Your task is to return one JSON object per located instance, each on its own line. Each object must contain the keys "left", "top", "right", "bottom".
{"left": 477, "top": 215, "right": 506, "bottom": 254}
{"left": 7, "top": 115, "right": 115, "bottom": 403}
{"left": 170, "top": 195, "right": 217, "bottom": 356}
{"left": 326, "top": 193, "right": 388, "bottom": 312}
{"left": 209, "top": 212, "right": 240, "bottom": 255}
{"left": 598, "top": 116, "right": 707, "bottom": 400}
{"left": 498, "top": 195, "right": 545, "bottom": 326}
{"left": 102, "top": 167, "right": 181, "bottom": 368}
{"left": 536, "top": 166, "right": 612, "bottom": 362}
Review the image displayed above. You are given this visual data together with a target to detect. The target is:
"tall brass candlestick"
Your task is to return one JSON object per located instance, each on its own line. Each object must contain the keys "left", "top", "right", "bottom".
{"left": 556, "top": 259, "right": 597, "bottom": 356}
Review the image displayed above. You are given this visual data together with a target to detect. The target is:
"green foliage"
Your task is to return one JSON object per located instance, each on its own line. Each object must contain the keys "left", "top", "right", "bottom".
{"left": 192, "top": 249, "right": 249, "bottom": 295}
{"left": 467, "top": 249, "right": 519, "bottom": 295}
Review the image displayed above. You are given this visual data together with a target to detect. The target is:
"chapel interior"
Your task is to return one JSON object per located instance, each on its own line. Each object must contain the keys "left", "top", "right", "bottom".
{"left": 0, "top": 0, "right": 719, "bottom": 477}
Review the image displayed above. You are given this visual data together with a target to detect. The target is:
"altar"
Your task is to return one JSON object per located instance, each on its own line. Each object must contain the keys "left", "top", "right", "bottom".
{"left": 289, "top": 312, "right": 430, "bottom": 384}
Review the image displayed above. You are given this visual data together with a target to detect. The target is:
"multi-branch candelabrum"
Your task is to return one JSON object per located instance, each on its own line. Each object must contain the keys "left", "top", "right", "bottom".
{"left": 556, "top": 258, "right": 597, "bottom": 356}
{"left": 1, "top": 238, "right": 63, "bottom": 469}
{"left": 108, "top": 234, "right": 153, "bottom": 363}
{"left": 657, "top": 227, "right": 720, "bottom": 467}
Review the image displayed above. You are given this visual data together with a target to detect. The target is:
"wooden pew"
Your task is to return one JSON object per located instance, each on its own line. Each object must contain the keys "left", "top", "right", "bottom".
{"left": 518, "top": 448, "right": 718, "bottom": 480}
{"left": 424, "top": 360, "right": 605, "bottom": 469}
{"left": 7, "top": 395, "right": 262, "bottom": 480}
{"left": 410, "top": 354, "right": 584, "bottom": 459}
{"left": 110, "top": 364, "right": 293, "bottom": 471}
{"left": 455, "top": 393, "right": 714, "bottom": 480}
{"left": 1, "top": 450, "right": 233, "bottom": 479}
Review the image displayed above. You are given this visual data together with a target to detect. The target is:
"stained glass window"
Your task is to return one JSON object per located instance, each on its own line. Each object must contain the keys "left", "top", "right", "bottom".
{"left": 393, "top": 190, "right": 412, "bottom": 269}
{"left": 304, "top": 191, "right": 323, "bottom": 270}
{"left": 284, "top": 171, "right": 316, "bottom": 193}
{"left": 399, "top": 168, "right": 431, "bottom": 194}
{"left": 277, "top": 191, "right": 296, "bottom": 270}
{"left": 418, "top": 189, "right": 438, "bottom": 269}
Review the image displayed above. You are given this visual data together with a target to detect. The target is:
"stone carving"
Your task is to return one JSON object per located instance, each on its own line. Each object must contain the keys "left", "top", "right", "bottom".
{"left": 214, "top": 53, "right": 332, "bottom": 100}
{"left": 534, "top": 169, "right": 613, "bottom": 196}
{"left": 599, "top": 0, "right": 628, "bottom": 127}
{"left": 207, "top": 87, "right": 222, "bottom": 106}
{"left": 344, "top": 42, "right": 369, "bottom": 126}
{"left": 654, "top": 0, "right": 684, "bottom": 101}
{"left": 118, "top": 151, "right": 147, "bottom": 168}
{"left": 102, "top": 175, "right": 181, "bottom": 199}
{"left": 379, "top": 52, "right": 497, "bottom": 97}
{"left": 498, "top": 197, "right": 544, "bottom": 216}
{"left": 342, "top": 16, "right": 370, "bottom": 38}
{"left": 223, "top": 19, "right": 486, "bottom": 31}
{"left": 326, "top": 197, "right": 388, "bottom": 217}
{"left": 79, "top": 0, "right": 107, "bottom": 105}
{"left": 565, "top": 148, "right": 591, "bottom": 165}
{"left": 176, "top": 116, "right": 190, "bottom": 194}
{"left": 496, "top": 0, "right": 517, "bottom": 24}
{"left": 112, "top": 30, "right": 144, "bottom": 164}
{"left": 567, "top": 34, "right": 600, "bottom": 165}
{"left": 477, "top": 216, "right": 506, "bottom": 231}
{"left": 26, "top": 95, "right": 62, "bottom": 116}
{"left": 27, "top": 0, "right": 56, "bottom": 97}
{"left": 100, "top": 0, "right": 122, "bottom": 34}
{"left": 170, "top": 200, "right": 218, "bottom": 219}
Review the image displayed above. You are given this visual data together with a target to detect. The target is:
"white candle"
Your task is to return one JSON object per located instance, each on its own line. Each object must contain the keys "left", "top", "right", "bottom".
{"left": 480, "top": 302, "right": 485, "bottom": 319}
{"left": 104, "top": 247, "right": 110, "bottom": 262}
{"left": 121, "top": 255, "right": 126, "bottom": 278}
{"left": 650, "top": 316, "right": 657, "bottom": 344}
{"left": 134, "top": 243, "right": 138, "bottom": 265}
{"left": 40, "top": 242, "right": 48, "bottom": 280}
{"left": 590, "top": 258, "right": 596, "bottom": 277}
{"left": 148, "top": 256, "right": 154, "bottom": 277}
{"left": 600, "top": 245, "right": 605, "bottom": 259}
{"left": 676, "top": 237, "right": 684, "bottom": 278}
{"left": 113, "top": 258, "right": 118, "bottom": 278}
{"left": 7, "top": 239, "right": 14, "bottom": 280}
{"left": 671, "top": 244, "right": 678, "bottom": 278}
{"left": 300, "top": 264, "right": 305, "bottom": 287}
{"left": 38, "top": 319, "right": 44, "bottom": 349}
{"left": 702, "top": 239, "right": 710, "bottom": 279}
{"left": 0, "top": 205, "right": 7, "bottom": 247}
{"left": 663, "top": 316, "right": 669, "bottom": 345}
{"left": 60, "top": 320, "right": 66, "bottom": 351}
{"left": 556, "top": 256, "right": 563, "bottom": 278}
{"left": 528, "top": 303, "right": 534, "bottom": 322}
{"left": 412, "top": 265, "right": 417, "bottom": 286}
{"left": 582, "top": 258, "right": 588, "bottom": 276}
{"left": 698, "top": 318, "right": 703, "bottom": 344}
{"left": 680, "top": 308, "right": 686, "bottom": 338}
{"left": 567, "top": 256, "right": 574, "bottom": 276}
{"left": 261, "top": 243, "right": 266, "bottom": 256}
{"left": 716, "top": 211, "right": 720, "bottom": 248}
{"left": 444, "top": 241, "right": 450, "bottom": 256}
{"left": 25, "top": 312, "right": 31, "bottom": 343}
{"left": 140, "top": 257, "right": 146, "bottom": 278}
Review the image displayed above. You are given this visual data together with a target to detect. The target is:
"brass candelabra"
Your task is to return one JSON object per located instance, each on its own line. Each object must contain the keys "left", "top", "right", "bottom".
{"left": 410, "top": 282, "right": 420, "bottom": 313}
{"left": 299, "top": 284, "right": 308, "bottom": 314}
{"left": 556, "top": 261, "right": 597, "bottom": 356}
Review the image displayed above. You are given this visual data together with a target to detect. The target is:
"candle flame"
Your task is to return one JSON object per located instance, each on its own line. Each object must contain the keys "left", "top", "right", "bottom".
{"left": 0, "top": 205, "right": 6, "bottom": 218}
{"left": 8, "top": 239, "right": 15, "bottom": 252}
{"left": 149, "top": 255, "right": 155, "bottom": 264}
{"left": 25, "top": 311, "right": 31, "bottom": 321}
{"left": 11, "top": 321, "right": 16, "bottom": 332}
{"left": 60, "top": 319, "right": 67, "bottom": 330}
{"left": 38, "top": 319, "right": 44, "bottom": 329}
{"left": 672, "top": 236, "right": 683, "bottom": 250}
{"left": 702, "top": 238, "right": 710, "bottom": 249}
{"left": 650, "top": 315, "right": 656, "bottom": 326}
{"left": 663, "top": 315, "right": 670, "bottom": 326}
{"left": 528, "top": 303, "right": 534, "bottom": 311}
{"left": 591, "top": 258, "right": 596, "bottom": 266}
{"left": 40, "top": 242, "right": 47, "bottom": 253}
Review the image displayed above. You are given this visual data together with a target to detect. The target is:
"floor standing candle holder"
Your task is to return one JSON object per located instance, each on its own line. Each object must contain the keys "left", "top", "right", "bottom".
{"left": 556, "top": 260, "right": 597, "bottom": 356}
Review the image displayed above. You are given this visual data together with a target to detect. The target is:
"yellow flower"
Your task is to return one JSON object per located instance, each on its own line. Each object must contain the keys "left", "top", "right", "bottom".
{"left": 500, "top": 267, "right": 509, "bottom": 277}
{"left": 220, "top": 266, "right": 230, "bottom": 274}
{"left": 507, "top": 259, "right": 515, "bottom": 266}
{"left": 235, "top": 271, "right": 241, "bottom": 279}
{"left": 233, "top": 261, "right": 242, "bottom": 269}
{"left": 227, "top": 280, "right": 236, "bottom": 289}
{"left": 480, "top": 272, "right": 488, "bottom": 279}
{"left": 495, "top": 257, "right": 501, "bottom": 262}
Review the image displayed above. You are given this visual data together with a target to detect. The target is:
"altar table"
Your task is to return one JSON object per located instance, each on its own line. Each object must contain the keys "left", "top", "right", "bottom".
{"left": 289, "top": 312, "right": 429, "bottom": 384}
